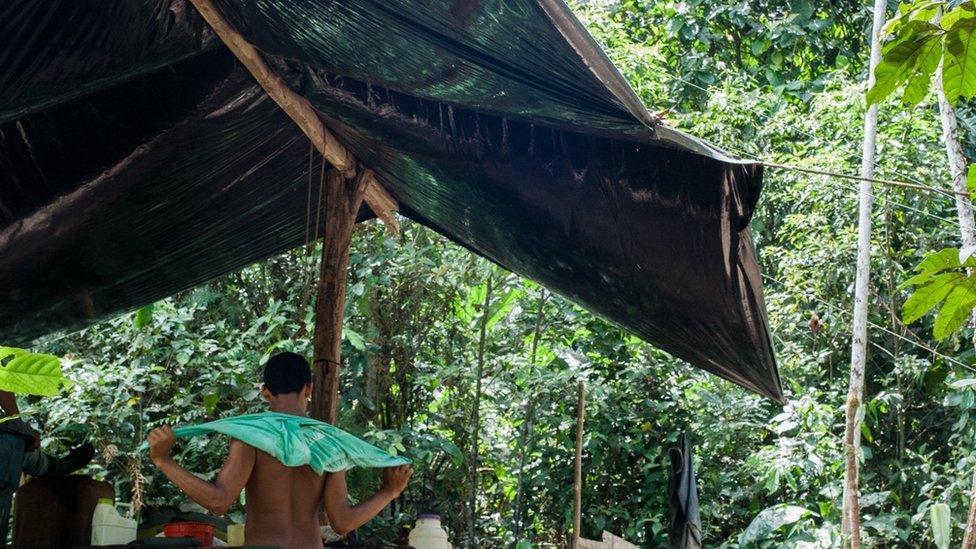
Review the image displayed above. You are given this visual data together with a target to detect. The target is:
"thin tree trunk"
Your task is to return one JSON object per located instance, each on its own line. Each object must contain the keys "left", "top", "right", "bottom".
{"left": 841, "top": 0, "right": 886, "bottom": 545}
{"left": 571, "top": 380, "right": 585, "bottom": 549}
{"left": 468, "top": 274, "right": 493, "bottom": 548}
{"left": 513, "top": 291, "right": 547, "bottom": 542}
{"left": 310, "top": 169, "right": 369, "bottom": 424}
{"left": 935, "top": 65, "right": 976, "bottom": 549}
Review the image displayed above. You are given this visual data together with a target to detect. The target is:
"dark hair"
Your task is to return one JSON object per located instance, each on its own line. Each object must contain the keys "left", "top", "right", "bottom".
{"left": 263, "top": 352, "right": 312, "bottom": 396}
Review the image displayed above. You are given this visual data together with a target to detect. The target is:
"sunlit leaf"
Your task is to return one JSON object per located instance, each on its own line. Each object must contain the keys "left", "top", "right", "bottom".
{"left": 933, "top": 278, "right": 976, "bottom": 339}
{"left": 868, "top": 23, "right": 941, "bottom": 106}
{"left": 943, "top": 18, "right": 976, "bottom": 104}
{"left": 930, "top": 502, "right": 951, "bottom": 549}
{"left": 902, "top": 272, "right": 966, "bottom": 323}
{"left": 0, "top": 347, "right": 73, "bottom": 396}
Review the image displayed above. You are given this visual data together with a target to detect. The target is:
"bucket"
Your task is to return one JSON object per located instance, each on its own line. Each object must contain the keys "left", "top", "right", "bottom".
{"left": 163, "top": 521, "right": 215, "bottom": 547}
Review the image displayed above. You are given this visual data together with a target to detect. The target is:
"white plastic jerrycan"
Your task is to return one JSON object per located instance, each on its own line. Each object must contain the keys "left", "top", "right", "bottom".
{"left": 90, "top": 498, "right": 137, "bottom": 545}
{"left": 408, "top": 514, "right": 452, "bottom": 549}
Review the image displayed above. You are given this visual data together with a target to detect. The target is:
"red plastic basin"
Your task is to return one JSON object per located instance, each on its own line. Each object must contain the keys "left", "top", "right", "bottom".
{"left": 163, "top": 521, "right": 215, "bottom": 547}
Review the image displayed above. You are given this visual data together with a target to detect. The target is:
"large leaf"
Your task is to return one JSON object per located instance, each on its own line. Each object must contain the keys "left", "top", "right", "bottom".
{"left": 901, "top": 248, "right": 970, "bottom": 288}
{"left": 868, "top": 23, "right": 942, "bottom": 105}
{"left": 738, "top": 505, "right": 813, "bottom": 546}
{"left": 902, "top": 272, "right": 966, "bottom": 323}
{"left": 0, "top": 347, "right": 73, "bottom": 396}
{"left": 930, "top": 502, "right": 951, "bottom": 549}
{"left": 934, "top": 277, "right": 976, "bottom": 339}
{"left": 943, "top": 18, "right": 976, "bottom": 104}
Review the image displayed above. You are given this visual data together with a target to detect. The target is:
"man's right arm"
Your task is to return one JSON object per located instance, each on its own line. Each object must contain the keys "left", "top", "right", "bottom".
{"left": 322, "top": 465, "right": 412, "bottom": 536}
{"left": 149, "top": 426, "right": 255, "bottom": 516}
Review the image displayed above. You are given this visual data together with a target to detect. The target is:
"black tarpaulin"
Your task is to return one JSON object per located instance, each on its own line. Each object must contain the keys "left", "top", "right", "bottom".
{"left": 0, "top": 0, "right": 783, "bottom": 401}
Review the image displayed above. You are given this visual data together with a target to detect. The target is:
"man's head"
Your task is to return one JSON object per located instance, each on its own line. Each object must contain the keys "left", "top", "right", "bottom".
{"left": 261, "top": 352, "right": 313, "bottom": 412}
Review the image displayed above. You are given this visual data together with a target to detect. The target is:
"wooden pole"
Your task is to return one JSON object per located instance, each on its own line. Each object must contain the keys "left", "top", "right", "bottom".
{"left": 467, "top": 274, "right": 493, "bottom": 548}
{"left": 571, "top": 380, "right": 585, "bottom": 549}
{"left": 186, "top": 0, "right": 399, "bottom": 235}
{"left": 309, "top": 169, "right": 369, "bottom": 423}
{"left": 841, "top": 0, "right": 886, "bottom": 545}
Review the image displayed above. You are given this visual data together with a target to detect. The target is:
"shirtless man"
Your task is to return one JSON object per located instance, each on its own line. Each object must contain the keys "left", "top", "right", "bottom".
{"left": 147, "top": 352, "right": 412, "bottom": 548}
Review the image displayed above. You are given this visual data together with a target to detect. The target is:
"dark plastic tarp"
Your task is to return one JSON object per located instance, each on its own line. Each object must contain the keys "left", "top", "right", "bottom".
{"left": 0, "top": 0, "right": 783, "bottom": 401}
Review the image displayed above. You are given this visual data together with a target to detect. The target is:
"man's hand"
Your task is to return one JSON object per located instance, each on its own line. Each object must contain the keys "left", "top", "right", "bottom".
{"left": 147, "top": 425, "right": 177, "bottom": 464}
{"left": 380, "top": 465, "right": 412, "bottom": 497}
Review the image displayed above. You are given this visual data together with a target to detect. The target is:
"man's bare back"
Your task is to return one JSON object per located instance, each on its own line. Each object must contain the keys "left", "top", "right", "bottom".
{"left": 147, "top": 352, "right": 412, "bottom": 549}
{"left": 244, "top": 447, "right": 325, "bottom": 548}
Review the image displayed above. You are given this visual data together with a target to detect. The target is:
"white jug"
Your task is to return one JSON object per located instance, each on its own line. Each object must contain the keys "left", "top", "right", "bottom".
{"left": 408, "top": 514, "right": 452, "bottom": 549}
{"left": 90, "top": 498, "right": 137, "bottom": 545}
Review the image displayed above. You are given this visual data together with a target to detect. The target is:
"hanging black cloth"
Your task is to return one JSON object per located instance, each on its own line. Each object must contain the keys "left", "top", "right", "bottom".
{"left": 668, "top": 434, "right": 702, "bottom": 549}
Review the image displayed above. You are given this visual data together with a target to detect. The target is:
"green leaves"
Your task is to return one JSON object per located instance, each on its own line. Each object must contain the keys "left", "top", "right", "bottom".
{"left": 944, "top": 18, "right": 976, "bottom": 103}
{"left": 0, "top": 347, "right": 73, "bottom": 396}
{"left": 738, "top": 505, "right": 814, "bottom": 546}
{"left": 868, "top": 22, "right": 942, "bottom": 105}
{"left": 901, "top": 248, "right": 976, "bottom": 339}
{"left": 867, "top": 2, "right": 976, "bottom": 106}
{"left": 929, "top": 502, "right": 951, "bottom": 549}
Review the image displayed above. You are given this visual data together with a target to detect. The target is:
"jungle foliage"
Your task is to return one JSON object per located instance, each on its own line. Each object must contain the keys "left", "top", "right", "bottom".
{"left": 12, "top": 0, "right": 976, "bottom": 547}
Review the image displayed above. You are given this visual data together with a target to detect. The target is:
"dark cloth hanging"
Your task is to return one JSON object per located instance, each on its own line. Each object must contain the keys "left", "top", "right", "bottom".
{"left": 0, "top": 0, "right": 783, "bottom": 402}
{"left": 668, "top": 434, "right": 702, "bottom": 549}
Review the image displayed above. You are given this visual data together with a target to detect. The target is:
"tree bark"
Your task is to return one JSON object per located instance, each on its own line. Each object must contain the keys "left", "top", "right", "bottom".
{"left": 841, "top": 0, "right": 886, "bottom": 545}
{"left": 467, "top": 274, "right": 493, "bottom": 548}
{"left": 310, "top": 169, "right": 368, "bottom": 424}
{"left": 571, "top": 380, "right": 585, "bottom": 549}
{"left": 935, "top": 66, "right": 976, "bottom": 549}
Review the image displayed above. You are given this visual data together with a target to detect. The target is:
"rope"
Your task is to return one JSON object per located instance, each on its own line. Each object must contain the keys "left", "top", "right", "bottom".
{"left": 761, "top": 273, "right": 976, "bottom": 374}
{"left": 305, "top": 142, "right": 313, "bottom": 245}
{"left": 759, "top": 161, "right": 968, "bottom": 200}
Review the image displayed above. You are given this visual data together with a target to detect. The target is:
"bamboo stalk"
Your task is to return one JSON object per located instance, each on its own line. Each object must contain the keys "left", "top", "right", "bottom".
{"left": 571, "top": 380, "right": 585, "bottom": 549}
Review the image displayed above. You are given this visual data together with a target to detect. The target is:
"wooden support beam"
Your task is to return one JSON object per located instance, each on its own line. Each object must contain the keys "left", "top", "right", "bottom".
{"left": 363, "top": 171, "right": 399, "bottom": 235}
{"left": 188, "top": 0, "right": 399, "bottom": 235}
{"left": 309, "top": 169, "right": 369, "bottom": 423}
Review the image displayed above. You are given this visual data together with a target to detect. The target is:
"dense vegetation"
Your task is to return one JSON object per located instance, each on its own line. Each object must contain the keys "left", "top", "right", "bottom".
{"left": 16, "top": 0, "right": 976, "bottom": 547}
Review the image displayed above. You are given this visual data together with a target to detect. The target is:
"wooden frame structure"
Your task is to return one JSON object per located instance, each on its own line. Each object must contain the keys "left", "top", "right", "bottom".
{"left": 189, "top": 0, "right": 398, "bottom": 423}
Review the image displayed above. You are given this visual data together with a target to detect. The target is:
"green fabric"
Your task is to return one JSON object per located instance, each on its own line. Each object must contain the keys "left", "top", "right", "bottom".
{"left": 154, "top": 412, "right": 409, "bottom": 474}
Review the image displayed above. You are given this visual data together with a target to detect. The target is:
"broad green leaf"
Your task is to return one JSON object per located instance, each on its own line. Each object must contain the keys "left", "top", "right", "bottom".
{"left": 486, "top": 289, "right": 523, "bottom": 330}
{"left": 902, "top": 272, "right": 966, "bottom": 323}
{"left": 934, "top": 278, "right": 976, "bottom": 339}
{"left": 134, "top": 304, "right": 154, "bottom": 329}
{"left": 739, "top": 505, "right": 813, "bottom": 546}
{"left": 969, "top": 163, "right": 976, "bottom": 199}
{"left": 943, "top": 18, "right": 976, "bottom": 104}
{"left": 942, "top": 2, "right": 976, "bottom": 31}
{"left": 868, "top": 23, "right": 942, "bottom": 106}
{"left": 901, "top": 248, "right": 967, "bottom": 288}
{"left": 343, "top": 328, "right": 367, "bottom": 351}
{"left": 902, "top": 32, "right": 942, "bottom": 104}
{"left": 949, "top": 378, "right": 976, "bottom": 388}
{"left": 0, "top": 347, "right": 73, "bottom": 396}
{"left": 930, "top": 502, "right": 951, "bottom": 549}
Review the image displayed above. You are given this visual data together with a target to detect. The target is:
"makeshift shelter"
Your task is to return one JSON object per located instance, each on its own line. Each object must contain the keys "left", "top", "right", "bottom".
{"left": 0, "top": 0, "right": 783, "bottom": 402}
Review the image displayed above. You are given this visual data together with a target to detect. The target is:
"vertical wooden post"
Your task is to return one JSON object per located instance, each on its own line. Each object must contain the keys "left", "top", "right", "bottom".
{"left": 571, "top": 380, "right": 585, "bottom": 549}
{"left": 310, "top": 169, "right": 369, "bottom": 423}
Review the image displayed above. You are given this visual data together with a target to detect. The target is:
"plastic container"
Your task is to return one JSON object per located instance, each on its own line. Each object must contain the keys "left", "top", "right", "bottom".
{"left": 90, "top": 498, "right": 137, "bottom": 545}
{"left": 163, "top": 521, "right": 215, "bottom": 547}
{"left": 408, "top": 514, "right": 452, "bottom": 549}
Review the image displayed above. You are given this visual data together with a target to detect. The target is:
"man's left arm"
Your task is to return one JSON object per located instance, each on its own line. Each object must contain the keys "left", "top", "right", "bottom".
{"left": 148, "top": 425, "right": 255, "bottom": 516}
